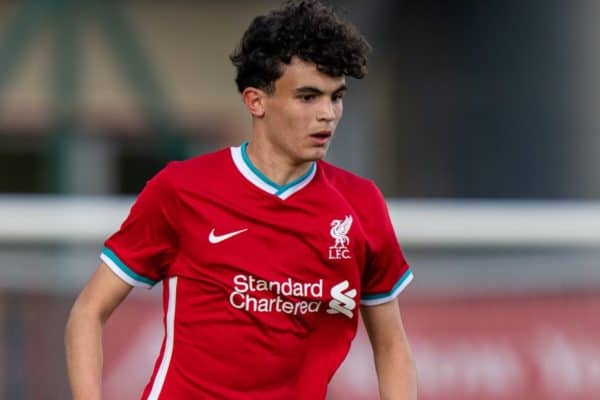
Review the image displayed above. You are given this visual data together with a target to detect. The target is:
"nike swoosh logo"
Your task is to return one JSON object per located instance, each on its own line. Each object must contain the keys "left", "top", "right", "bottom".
{"left": 208, "top": 228, "right": 248, "bottom": 244}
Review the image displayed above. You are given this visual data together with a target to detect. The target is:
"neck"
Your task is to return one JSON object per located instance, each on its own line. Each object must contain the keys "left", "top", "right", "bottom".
{"left": 245, "top": 139, "right": 314, "bottom": 187}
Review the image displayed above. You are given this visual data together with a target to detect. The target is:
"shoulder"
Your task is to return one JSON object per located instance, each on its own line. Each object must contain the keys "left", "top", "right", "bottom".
{"left": 317, "top": 161, "right": 391, "bottom": 231}
{"left": 317, "top": 160, "right": 381, "bottom": 199}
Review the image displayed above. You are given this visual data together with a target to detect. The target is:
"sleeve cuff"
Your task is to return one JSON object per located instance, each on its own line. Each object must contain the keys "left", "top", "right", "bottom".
{"left": 360, "top": 269, "right": 414, "bottom": 306}
{"left": 100, "top": 247, "right": 158, "bottom": 289}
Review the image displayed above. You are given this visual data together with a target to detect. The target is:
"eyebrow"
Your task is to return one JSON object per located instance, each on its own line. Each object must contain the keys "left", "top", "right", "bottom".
{"left": 294, "top": 84, "right": 348, "bottom": 95}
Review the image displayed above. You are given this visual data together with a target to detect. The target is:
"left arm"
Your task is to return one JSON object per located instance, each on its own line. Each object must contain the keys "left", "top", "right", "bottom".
{"left": 361, "top": 300, "right": 417, "bottom": 400}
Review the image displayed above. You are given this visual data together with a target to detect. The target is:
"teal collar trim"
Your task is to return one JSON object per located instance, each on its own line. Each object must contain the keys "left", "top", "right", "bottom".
{"left": 231, "top": 142, "right": 317, "bottom": 199}
{"left": 240, "top": 141, "right": 280, "bottom": 190}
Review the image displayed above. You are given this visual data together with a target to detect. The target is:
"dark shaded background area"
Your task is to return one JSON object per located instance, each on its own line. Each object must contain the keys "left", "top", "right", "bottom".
{"left": 0, "top": 0, "right": 594, "bottom": 199}
{"left": 356, "top": 0, "right": 576, "bottom": 198}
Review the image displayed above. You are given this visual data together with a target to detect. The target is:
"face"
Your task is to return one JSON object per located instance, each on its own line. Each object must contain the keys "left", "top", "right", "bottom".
{"left": 260, "top": 57, "right": 346, "bottom": 165}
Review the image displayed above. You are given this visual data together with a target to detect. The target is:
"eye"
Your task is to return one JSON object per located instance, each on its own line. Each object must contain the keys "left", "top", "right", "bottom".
{"left": 332, "top": 93, "right": 344, "bottom": 102}
{"left": 300, "top": 94, "right": 317, "bottom": 102}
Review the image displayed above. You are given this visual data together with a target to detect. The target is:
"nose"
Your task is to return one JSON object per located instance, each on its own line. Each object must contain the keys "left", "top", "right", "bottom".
{"left": 317, "top": 99, "right": 336, "bottom": 122}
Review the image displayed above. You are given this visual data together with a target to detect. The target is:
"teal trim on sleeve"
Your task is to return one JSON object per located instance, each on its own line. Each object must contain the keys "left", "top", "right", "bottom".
{"left": 101, "top": 246, "right": 157, "bottom": 286}
{"left": 361, "top": 269, "right": 413, "bottom": 301}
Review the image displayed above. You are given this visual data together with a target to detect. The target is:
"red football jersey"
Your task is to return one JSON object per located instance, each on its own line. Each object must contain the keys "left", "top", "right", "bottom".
{"left": 101, "top": 142, "right": 413, "bottom": 399}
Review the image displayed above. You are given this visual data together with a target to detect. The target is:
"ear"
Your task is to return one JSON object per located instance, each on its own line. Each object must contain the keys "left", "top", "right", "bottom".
{"left": 242, "top": 87, "right": 266, "bottom": 118}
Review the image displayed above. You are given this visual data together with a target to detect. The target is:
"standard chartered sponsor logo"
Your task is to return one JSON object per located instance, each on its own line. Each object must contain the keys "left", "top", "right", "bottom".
{"left": 229, "top": 275, "right": 357, "bottom": 318}
{"left": 326, "top": 280, "right": 357, "bottom": 319}
{"left": 229, "top": 274, "right": 323, "bottom": 315}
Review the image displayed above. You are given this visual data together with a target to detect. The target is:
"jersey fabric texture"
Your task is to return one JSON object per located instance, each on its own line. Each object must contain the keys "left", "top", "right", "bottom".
{"left": 101, "top": 142, "right": 414, "bottom": 400}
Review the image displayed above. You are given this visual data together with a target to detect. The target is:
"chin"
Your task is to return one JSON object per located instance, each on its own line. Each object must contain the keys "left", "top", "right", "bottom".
{"left": 307, "top": 147, "right": 329, "bottom": 161}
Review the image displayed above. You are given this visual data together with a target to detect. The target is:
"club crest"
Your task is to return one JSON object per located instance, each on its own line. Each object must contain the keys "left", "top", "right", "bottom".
{"left": 329, "top": 215, "right": 353, "bottom": 260}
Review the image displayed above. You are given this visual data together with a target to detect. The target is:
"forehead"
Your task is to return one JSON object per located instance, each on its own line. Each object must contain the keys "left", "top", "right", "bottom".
{"left": 275, "top": 57, "right": 346, "bottom": 92}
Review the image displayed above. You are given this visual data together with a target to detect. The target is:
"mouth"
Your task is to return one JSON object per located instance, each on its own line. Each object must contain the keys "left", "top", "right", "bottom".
{"left": 310, "top": 130, "right": 332, "bottom": 145}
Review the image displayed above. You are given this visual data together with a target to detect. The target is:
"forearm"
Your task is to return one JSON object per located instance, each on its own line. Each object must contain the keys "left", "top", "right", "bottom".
{"left": 65, "top": 307, "right": 104, "bottom": 400}
{"left": 373, "top": 343, "right": 417, "bottom": 400}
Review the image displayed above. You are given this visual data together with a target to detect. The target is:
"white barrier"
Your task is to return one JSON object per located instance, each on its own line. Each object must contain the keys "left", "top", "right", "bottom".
{"left": 387, "top": 199, "right": 600, "bottom": 247}
{"left": 1, "top": 195, "right": 599, "bottom": 247}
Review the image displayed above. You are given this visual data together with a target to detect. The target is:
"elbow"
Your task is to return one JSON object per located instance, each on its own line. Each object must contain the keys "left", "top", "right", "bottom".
{"left": 406, "top": 353, "right": 417, "bottom": 378}
{"left": 374, "top": 340, "right": 417, "bottom": 375}
{"left": 64, "top": 298, "right": 104, "bottom": 343}
{"left": 400, "top": 347, "right": 418, "bottom": 389}
{"left": 64, "top": 301, "right": 83, "bottom": 344}
{"left": 398, "top": 345, "right": 417, "bottom": 374}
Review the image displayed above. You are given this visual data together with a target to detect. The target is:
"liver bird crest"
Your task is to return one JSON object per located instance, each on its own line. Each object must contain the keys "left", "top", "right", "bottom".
{"left": 330, "top": 215, "right": 353, "bottom": 248}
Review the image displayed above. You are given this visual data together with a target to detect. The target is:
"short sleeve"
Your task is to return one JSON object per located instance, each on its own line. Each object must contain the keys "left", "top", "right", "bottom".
{"left": 100, "top": 164, "right": 179, "bottom": 288}
{"left": 360, "top": 183, "right": 414, "bottom": 306}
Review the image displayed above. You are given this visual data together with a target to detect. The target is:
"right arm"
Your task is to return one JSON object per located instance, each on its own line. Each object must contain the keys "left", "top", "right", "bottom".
{"left": 65, "top": 262, "right": 133, "bottom": 400}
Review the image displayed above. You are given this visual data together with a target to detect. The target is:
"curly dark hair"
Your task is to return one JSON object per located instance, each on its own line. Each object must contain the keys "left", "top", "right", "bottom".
{"left": 230, "top": 0, "right": 371, "bottom": 94}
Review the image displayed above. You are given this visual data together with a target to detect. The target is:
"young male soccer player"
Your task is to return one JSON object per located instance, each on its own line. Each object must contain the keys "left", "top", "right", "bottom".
{"left": 65, "top": 1, "right": 417, "bottom": 399}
